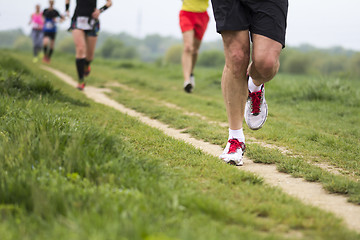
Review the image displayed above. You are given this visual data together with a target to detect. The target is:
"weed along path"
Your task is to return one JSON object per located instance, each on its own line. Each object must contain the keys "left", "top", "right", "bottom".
{"left": 41, "top": 65, "right": 360, "bottom": 233}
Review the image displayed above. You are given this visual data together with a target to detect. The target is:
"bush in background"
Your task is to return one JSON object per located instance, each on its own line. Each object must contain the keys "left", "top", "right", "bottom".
{"left": 2, "top": 29, "right": 360, "bottom": 78}
{"left": 0, "top": 29, "right": 24, "bottom": 48}
{"left": 197, "top": 50, "right": 225, "bottom": 68}
{"left": 13, "top": 36, "right": 32, "bottom": 52}
{"left": 163, "top": 44, "right": 182, "bottom": 65}
{"left": 57, "top": 37, "right": 75, "bottom": 54}
{"left": 350, "top": 53, "right": 360, "bottom": 77}
{"left": 99, "top": 38, "right": 138, "bottom": 60}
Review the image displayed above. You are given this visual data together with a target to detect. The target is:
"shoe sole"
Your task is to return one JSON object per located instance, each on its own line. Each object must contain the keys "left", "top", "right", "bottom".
{"left": 229, "top": 160, "right": 243, "bottom": 166}
{"left": 184, "top": 83, "right": 193, "bottom": 93}
{"left": 220, "top": 157, "right": 244, "bottom": 166}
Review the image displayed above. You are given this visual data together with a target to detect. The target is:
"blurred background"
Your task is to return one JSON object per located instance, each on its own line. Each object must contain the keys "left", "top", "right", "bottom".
{"left": 1, "top": 0, "right": 360, "bottom": 77}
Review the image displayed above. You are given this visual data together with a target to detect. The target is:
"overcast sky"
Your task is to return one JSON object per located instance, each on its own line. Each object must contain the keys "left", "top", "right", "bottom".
{"left": 1, "top": 0, "right": 360, "bottom": 51}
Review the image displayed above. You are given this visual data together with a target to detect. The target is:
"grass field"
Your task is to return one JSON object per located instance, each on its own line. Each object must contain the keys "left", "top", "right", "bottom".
{"left": 1, "top": 50, "right": 360, "bottom": 239}
{"left": 43, "top": 51, "right": 360, "bottom": 202}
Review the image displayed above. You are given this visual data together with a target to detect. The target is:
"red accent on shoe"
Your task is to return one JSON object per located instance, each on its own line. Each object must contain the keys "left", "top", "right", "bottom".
{"left": 248, "top": 86, "right": 263, "bottom": 115}
{"left": 227, "top": 139, "right": 246, "bottom": 154}
{"left": 42, "top": 56, "right": 50, "bottom": 64}
{"left": 77, "top": 82, "right": 86, "bottom": 91}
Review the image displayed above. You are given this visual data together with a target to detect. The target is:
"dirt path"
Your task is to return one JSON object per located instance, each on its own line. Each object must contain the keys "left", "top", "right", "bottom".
{"left": 41, "top": 65, "right": 360, "bottom": 233}
{"left": 106, "top": 82, "right": 349, "bottom": 177}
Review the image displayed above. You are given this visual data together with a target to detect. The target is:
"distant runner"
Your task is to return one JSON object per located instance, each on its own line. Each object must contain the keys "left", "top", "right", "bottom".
{"left": 212, "top": 0, "right": 289, "bottom": 166}
{"left": 179, "top": 0, "right": 209, "bottom": 93}
{"left": 66, "top": 0, "right": 112, "bottom": 90}
{"left": 29, "top": 4, "right": 44, "bottom": 63}
{"left": 42, "top": 0, "right": 65, "bottom": 63}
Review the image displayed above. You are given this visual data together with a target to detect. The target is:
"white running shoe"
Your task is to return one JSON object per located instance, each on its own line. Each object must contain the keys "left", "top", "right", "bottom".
{"left": 184, "top": 74, "right": 195, "bottom": 93}
{"left": 184, "top": 80, "right": 193, "bottom": 93}
{"left": 245, "top": 85, "right": 268, "bottom": 130}
{"left": 219, "top": 138, "right": 246, "bottom": 166}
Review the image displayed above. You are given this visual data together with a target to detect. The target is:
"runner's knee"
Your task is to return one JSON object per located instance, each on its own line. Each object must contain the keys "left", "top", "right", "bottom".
{"left": 226, "top": 50, "right": 250, "bottom": 77}
{"left": 183, "top": 44, "right": 194, "bottom": 55}
{"left": 75, "top": 45, "right": 86, "bottom": 58}
{"left": 252, "top": 55, "right": 279, "bottom": 79}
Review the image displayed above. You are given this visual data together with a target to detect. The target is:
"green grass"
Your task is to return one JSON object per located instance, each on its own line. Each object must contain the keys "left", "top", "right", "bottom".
{"left": 265, "top": 74, "right": 360, "bottom": 172}
{"left": 57, "top": 54, "right": 360, "bottom": 175}
{"left": 246, "top": 144, "right": 360, "bottom": 203}
{"left": 1, "top": 51, "right": 360, "bottom": 239}
{"left": 51, "top": 54, "right": 360, "bottom": 200}
{"left": 40, "top": 52, "right": 360, "bottom": 202}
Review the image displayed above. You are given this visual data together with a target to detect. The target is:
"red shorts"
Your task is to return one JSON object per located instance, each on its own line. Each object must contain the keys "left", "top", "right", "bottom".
{"left": 179, "top": 10, "right": 209, "bottom": 40}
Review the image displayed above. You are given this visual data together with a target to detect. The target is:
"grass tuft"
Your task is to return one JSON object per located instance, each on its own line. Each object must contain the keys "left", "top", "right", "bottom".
{"left": 2, "top": 52, "right": 360, "bottom": 239}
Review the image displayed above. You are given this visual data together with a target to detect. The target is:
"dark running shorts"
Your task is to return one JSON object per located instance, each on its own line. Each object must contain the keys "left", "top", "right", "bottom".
{"left": 68, "top": 17, "right": 100, "bottom": 37}
{"left": 211, "top": 0, "right": 288, "bottom": 47}
{"left": 43, "top": 31, "right": 56, "bottom": 40}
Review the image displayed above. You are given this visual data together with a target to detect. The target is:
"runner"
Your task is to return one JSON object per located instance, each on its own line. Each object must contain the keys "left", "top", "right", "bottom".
{"left": 212, "top": 0, "right": 289, "bottom": 166}
{"left": 29, "top": 4, "right": 44, "bottom": 63}
{"left": 179, "top": 0, "right": 209, "bottom": 93}
{"left": 42, "top": 0, "right": 65, "bottom": 63}
{"left": 65, "top": 0, "right": 112, "bottom": 90}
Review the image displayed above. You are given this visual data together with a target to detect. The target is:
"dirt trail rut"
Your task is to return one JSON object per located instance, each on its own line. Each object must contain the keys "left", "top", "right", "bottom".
{"left": 41, "top": 65, "right": 360, "bottom": 233}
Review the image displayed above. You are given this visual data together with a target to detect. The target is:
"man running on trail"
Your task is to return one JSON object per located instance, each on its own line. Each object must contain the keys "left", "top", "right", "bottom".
{"left": 179, "top": 0, "right": 209, "bottom": 93}
{"left": 42, "top": 0, "right": 64, "bottom": 63}
{"left": 212, "top": 0, "right": 288, "bottom": 166}
{"left": 29, "top": 4, "right": 44, "bottom": 63}
{"left": 65, "top": 0, "right": 112, "bottom": 91}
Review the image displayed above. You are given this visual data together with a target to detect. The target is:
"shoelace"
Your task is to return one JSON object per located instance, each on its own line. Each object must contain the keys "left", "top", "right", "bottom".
{"left": 228, "top": 139, "right": 245, "bottom": 154}
{"left": 249, "top": 90, "right": 262, "bottom": 114}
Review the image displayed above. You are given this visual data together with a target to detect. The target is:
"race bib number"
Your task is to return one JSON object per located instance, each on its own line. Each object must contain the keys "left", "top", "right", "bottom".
{"left": 45, "top": 21, "right": 54, "bottom": 30}
{"left": 76, "top": 16, "right": 95, "bottom": 30}
{"left": 32, "top": 23, "right": 42, "bottom": 29}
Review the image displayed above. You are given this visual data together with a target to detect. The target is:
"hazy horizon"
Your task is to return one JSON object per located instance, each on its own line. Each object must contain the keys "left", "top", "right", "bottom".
{"left": 1, "top": 0, "right": 360, "bottom": 51}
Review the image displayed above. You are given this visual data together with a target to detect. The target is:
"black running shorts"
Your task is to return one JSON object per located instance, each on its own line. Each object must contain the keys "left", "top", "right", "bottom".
{"left": 211, "top": 0, "right": 288, "bottom": 47}
{"left": 43, "top": 31, "right": 56, "bottom": 40}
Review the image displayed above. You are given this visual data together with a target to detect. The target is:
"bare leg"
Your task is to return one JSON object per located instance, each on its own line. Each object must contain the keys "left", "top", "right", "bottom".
{"left": 49, "top": 39, "right": 55, "bottom": 49}
{"left": 72, "top": 29, "right": 87, "bottom": 84}
{"left": 82, "top": 35, "right": 98, "bottom": 76}
{"left": 72, "top": 29, "right": 87, "bottom": 58}
{"left": 221, "top": 30, "right": 251, "bottom": 130}
{"left": 244, "top": 34, "right": 283, "bottom": 130}
{"left": 191, "top": 37, "right": 202, "bottom": 74}
{"left": 85, "top": 36, "right": 98, "bottom": 62}
{"left": 248, "top": 34, "right": 283, "bottom": 86}
{"left": 182, "top": 30, "right": 195, "bottom": 83}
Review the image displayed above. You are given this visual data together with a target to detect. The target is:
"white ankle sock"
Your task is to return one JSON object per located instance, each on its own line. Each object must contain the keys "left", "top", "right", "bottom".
{"left": 228, "top": 128, "right": 245, "bottom": 142}
{"left": 248, "top": 76, "right": 262, "bottom": 93}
